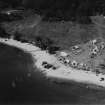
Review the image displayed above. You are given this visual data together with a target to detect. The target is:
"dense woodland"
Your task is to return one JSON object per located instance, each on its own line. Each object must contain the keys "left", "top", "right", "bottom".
{"left": 0, "top": 0, "right": 105, "bottom": 23}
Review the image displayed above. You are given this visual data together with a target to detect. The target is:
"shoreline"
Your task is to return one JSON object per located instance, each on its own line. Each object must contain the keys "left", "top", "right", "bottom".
{"left": 0, "top": 37, "right": 105, "bottom": 90}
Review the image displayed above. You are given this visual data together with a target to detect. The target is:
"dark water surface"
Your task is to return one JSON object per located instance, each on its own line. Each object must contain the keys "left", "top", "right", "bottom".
{"left": 0, "top": 44, "right": 105, "bottom": 104}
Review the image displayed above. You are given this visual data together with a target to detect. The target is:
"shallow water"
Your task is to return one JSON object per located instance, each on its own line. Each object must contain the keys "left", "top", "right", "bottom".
{"left": 0, "top": 44, "right": 105, "bottom": 104}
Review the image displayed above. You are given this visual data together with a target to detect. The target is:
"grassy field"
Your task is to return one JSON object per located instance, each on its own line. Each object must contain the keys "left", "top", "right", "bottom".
{"left": 2, "top": 18, "right": 103, "bottom": 51}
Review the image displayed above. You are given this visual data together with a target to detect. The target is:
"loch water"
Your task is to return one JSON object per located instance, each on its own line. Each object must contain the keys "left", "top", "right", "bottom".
{"left": 0, "top": 43, "right": 105, "bottom": 104}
